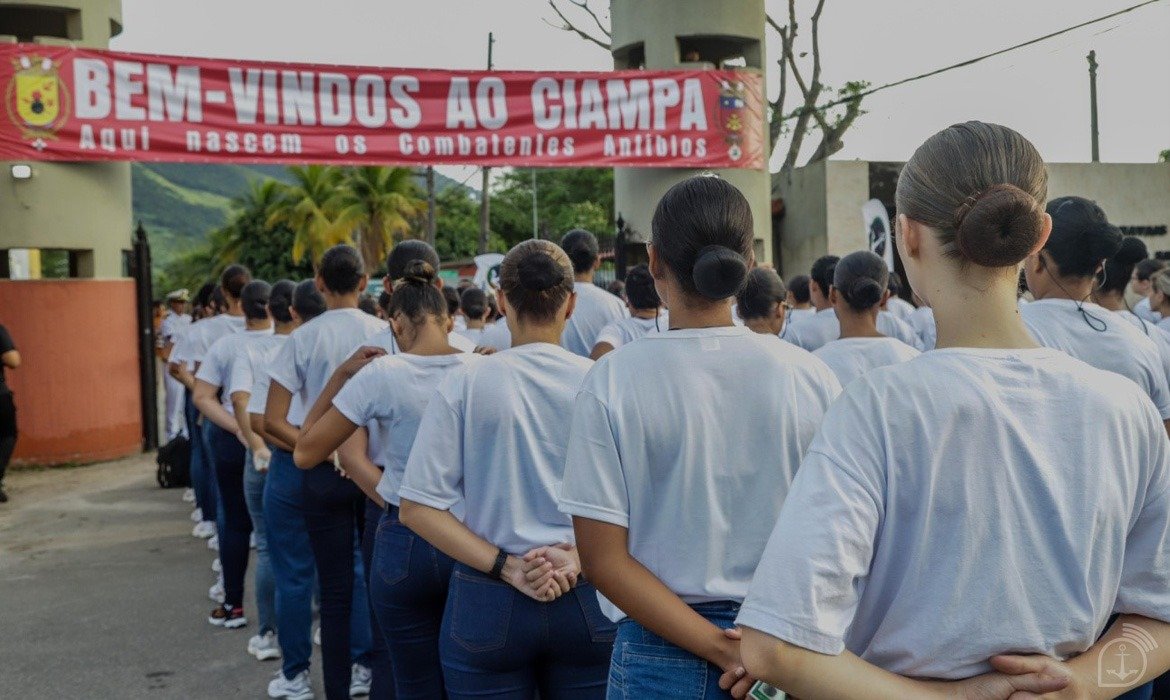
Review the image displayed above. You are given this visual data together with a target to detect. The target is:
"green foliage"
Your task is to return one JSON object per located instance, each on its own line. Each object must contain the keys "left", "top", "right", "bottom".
{"left": 489, "top": 168, "right": 614, "bottom": 248}
{"left": 1160, "top": 149, "right": 1170, "bottom": 163}
{"left": 333, "top": 167, "right": 426, "bottom": 273}
{"left": 433, "top": 187, "right": 494, "bottom": 260}
{"left": 150, "top": 164, "right": 615, "bottom": 289}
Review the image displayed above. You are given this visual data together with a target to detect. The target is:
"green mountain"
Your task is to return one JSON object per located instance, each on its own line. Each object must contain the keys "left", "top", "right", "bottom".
{"left": 133, "top": 163, "right": 472, "bottom": 273}
{"left": 132, "top": 163, "right": 296, "bottom": 268}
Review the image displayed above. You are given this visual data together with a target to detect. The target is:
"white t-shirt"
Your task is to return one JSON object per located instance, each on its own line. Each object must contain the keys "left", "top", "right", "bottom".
{"left": 227, "top": 334, "right": 292, "bottom": 418}
{"left": 909, "top": 306, "right": 937, "bottom": 351}
{"left": 885, "top": 296, "right": 916, "bottom": 323}
{"left": 784, "top": 308, "right": 815, "bottom": 327}
{"left": 195, "top": 328, "right": 273, "bottom": 414}
{"left": 1135, "top": 296, "right": 1162, "bottom": 323}
{"left": 878, "top": 312, "right": 924, "bottom": 350}
{"left": 400, "top": 343, "right": 593, "bottom": 554}
{"left": 364, "top": 328, "right": 477, "bottom": 355}
{"left": 268, "top": 308, "right": 387, "bottom": 427}
{"left": 784, "top": 308, "right": 922, "bottom": 351}
{"left": 159, "top": 311, "right": 192, "bottom": 345}
{"left": 562, "top": 282, "right": 628, "bottom": 357}
{"left": 333, "top": 353, "right": 479, "bottom": 506}
{"left": 593, "top": 313, "right": 667, "bottom": 352}
{"left": 168, "top": 325, "right": 198, "bottom": 371}
{"left": 813, "top": 337, "right": 921, "bottom": 388}
{"left": 559, "top": 327, "right": 842, "bottom": 622}
{"left": 186, "top": 314, "right": 247, "bottom": 365}
{"left": 455, "top": 327, "right": 485, "bottom": 346}
{"left": 782, "top": 308, "right": 839, "bottom": 351}
{"left": 1021, "top": 298, "right": 1170, "bottom": 419}
{"left": 478, "top": 321, "right": 512, "bottom": 350}
{"left": 1118, "top": 311, "right": 1170, "bottom": 390}
{"left": 737, "top": 347, "right": 1170, "bottom": 679}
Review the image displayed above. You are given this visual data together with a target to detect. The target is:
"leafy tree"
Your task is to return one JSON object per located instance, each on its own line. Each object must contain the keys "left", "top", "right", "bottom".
{"left": 433, "top": 187, "right": 500, "bottom": 260}
{"left": 157, "top": 178, "right": 312, "bottom": 293}
{"left": 332, "top": 166, "right": 426, "bottom": 274}
{"left": 1160, "top": 149, "right": 1170, "bottom": 163}
{"left": 490, "top": 168, "right": 614, "bottom": 247}
{"left": 266, "top": 165, "right": 349, "bottom": 265}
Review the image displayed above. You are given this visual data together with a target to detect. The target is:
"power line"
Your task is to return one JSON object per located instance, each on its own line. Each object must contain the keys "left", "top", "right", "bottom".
{"left": 779, "top": 0, "right": 1165, "bottom": 122}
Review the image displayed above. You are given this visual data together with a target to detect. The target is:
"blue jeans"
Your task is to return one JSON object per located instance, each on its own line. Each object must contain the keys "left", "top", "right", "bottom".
{"left": 265, "top": 447, "right": 317, "bottom": 680}
{"left": 440, "top": 563, "right": 614, "bottom": 699}
{"left": 1117, "top": 684, "right": 1152, "bottom": 699}
{"left": 361, "top": 499, "right": 395, "bottom": 700}
{"left": 244, "top": 450, "right": 276, "bottom": 635}
{"left": 201, "top": 413, "right": 227, "bottom": 539}
{"left": 370, "top": 506, "right": 454, "bottom": 699}
{"left": 607, "top": 602, "right": 739, "bottom": 700}
{"left": 209, "top": 422, "right": 251, "bottom": 609}
{"left": 302, "top": 462, "right": 374, "bottom": 700}
{"left": 183, "top": 393, "right": 216, "bottom": 523}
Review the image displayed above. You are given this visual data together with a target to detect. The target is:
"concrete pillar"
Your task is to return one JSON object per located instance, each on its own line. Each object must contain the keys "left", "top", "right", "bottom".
{"left": 610, "top": 0, "right": 772, "bottom": 265}
{"left": 0, "top": 0, "right": 131, "bottom": 280}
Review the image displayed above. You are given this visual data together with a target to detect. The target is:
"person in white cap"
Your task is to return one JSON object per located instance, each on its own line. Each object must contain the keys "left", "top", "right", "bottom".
{"left": 157, "top": 289, "right": 192, "bottom": 441}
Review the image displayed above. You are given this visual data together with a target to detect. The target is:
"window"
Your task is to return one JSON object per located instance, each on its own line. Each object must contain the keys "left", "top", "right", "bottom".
{"left": 0, "top": 7, "right": 81, "bottom": 43}
{"left": 2, "top": 248, "right": 94, "bottom": 279}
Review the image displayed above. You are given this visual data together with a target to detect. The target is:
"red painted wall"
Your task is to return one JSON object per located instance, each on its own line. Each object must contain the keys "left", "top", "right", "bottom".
{"left": 0, "top": 280, "right": 143, "bottom": 465}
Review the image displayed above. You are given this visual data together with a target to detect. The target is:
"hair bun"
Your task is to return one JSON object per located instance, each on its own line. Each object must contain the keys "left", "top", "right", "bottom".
{"left": 692, "top": 245, "right": 748, "bottom": 300}
{"left": 1115, "top": 236, "right": 1148, "bottom": 267}
{"left": 954, "top": 183, "right": 1044, "bottom": 267}
{"left": 844, "top": 278, "right": 884, "bottom": 310}
{"left": 517, "top": 252, "right": 566, "bottom": 292}
{"left": 400, "top": 259, "right": 437, "bottom": 287}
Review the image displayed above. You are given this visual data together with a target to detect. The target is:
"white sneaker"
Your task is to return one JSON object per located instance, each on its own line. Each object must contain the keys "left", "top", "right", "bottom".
{"left": 349, "top": 663, "right": 372, "bottom": 697}
{"left": 182, "top": 488, "right": 196, "bottom": 503}
{"left": 208, "top": 579, "right": 225, "bottom": 604}
{"left": 248, "top": 631, "right": 282, "bottom": 661}
{"left": 207, "top": 535, "right": 219, "bottom": 551}
{"left": 268, "top": 670, "right": 314, "bottom": 700}
{"left": 211, "top": 558, "right": 222, "bottom": 573}
{"left": 192, "top": 521, "right": 215, "bottom": 538}
{"left": 190, "top": 507, "right": 203, "bottom": 522}
{"left": 313, "top": 626, "right": 321, "bottom": 646}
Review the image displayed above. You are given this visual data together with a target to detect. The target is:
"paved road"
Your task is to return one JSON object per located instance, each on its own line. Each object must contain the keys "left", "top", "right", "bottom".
{"left": 0, "top": 455, "right": 326, "bottom": 699}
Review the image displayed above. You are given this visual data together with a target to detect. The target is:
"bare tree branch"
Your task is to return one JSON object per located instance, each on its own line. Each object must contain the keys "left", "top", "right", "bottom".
{"left": 567, "top": 0, "right": 611, "bottom": 39}
{"left": 765, "top": 14, "right": 789, "bottom": 153}
{"left": 806, "top": 95, "right": 864, "bottom": 163}
{"left": 547, "top": 0, "right": 611, "bottom": 50}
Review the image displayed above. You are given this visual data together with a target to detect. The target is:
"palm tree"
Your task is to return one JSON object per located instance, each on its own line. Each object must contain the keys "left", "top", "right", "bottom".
{"left": 332, "top": 166, "right": 426, "bottom": 274}
{"left": 216, "top": 178, "right": 286, "bottom": 266}
{"left": 267, "top": 165, "right": 349, "bottom": 265}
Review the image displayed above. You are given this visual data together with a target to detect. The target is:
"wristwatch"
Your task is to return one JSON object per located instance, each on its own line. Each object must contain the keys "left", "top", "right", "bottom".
{"left": 489, "top": 548, "right": 508, "bottom": 580}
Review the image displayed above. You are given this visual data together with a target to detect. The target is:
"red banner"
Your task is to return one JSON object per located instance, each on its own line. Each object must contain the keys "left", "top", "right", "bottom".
{"left": 0, "top": 44, "right": 765, "bottom": 169}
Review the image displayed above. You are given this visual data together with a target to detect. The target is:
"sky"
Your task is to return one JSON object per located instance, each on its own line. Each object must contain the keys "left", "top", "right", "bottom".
{"left": 111, "top": 0, "right": 1170, "bottom": 183}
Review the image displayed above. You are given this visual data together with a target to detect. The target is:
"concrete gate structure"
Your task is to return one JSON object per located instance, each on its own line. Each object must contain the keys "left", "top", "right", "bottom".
{"left": 609, "top": 0, "right": 773, "bottom": 267}
{"left": 0, "top": 0, "right": 143, "bottom": 465}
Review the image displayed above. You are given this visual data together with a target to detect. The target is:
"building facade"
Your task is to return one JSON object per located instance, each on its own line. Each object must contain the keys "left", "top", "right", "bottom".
{"left": 776, "top": 159, "right": 1170, "bottom": 281}
{"left": 0, "top": 0, "right": 143, "bottom": 465}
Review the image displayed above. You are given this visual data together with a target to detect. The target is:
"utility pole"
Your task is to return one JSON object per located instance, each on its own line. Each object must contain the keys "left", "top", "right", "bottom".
{"left": 478, "top": 32, "right": 494, "bottom": 254}
{"left": 1088, "top": 50, "right": 1100, "bottom": 162}
{"left": 531, "top": 169, "right": 538, "bottom": 240}
{"left": 425, "top": 166, "right": 436, "bottom": 247}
